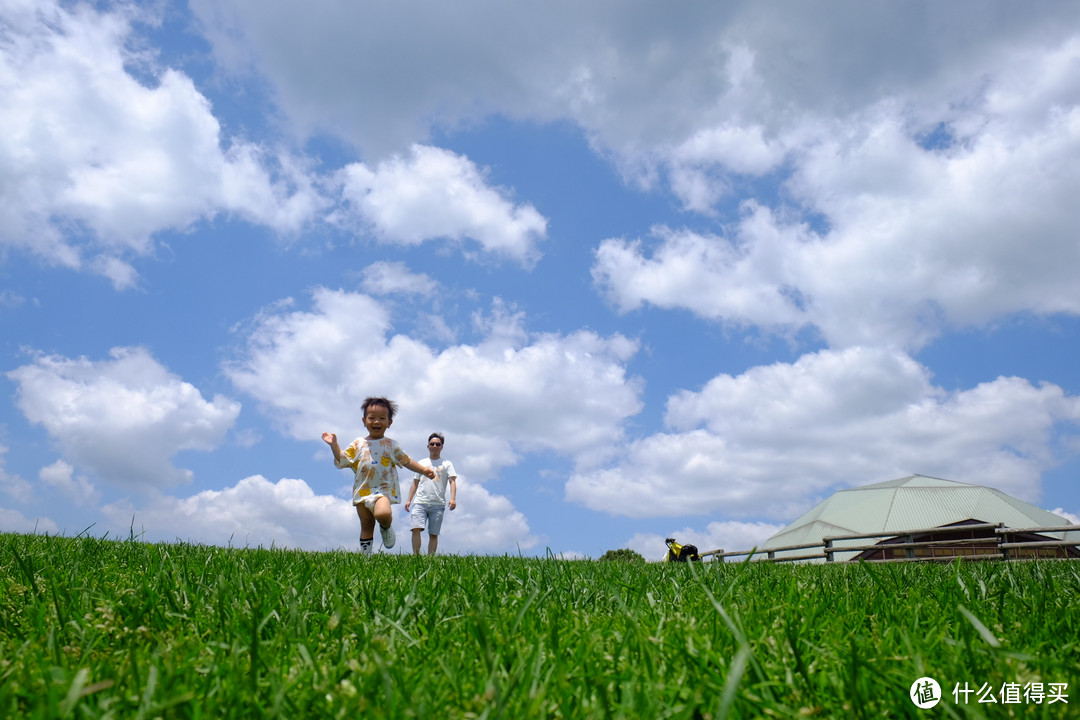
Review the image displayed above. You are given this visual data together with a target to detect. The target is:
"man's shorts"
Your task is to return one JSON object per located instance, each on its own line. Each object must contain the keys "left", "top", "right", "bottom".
{"left": 410, "top": 504, "right": 446, "bottom": 535}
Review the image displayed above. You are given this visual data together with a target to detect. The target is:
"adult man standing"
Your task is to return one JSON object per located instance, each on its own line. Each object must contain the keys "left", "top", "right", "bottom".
{"left": 404, "top": 432, "right": 458, "bottom": 555}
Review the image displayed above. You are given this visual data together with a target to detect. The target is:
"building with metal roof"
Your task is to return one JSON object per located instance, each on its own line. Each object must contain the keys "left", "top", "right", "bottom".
{"left": 760, "top": 474, "right": 1080, "bottom": 562}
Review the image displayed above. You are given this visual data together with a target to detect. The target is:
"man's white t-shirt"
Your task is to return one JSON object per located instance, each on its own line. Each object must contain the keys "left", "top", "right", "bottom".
{"left": 413, "top": 457, "right": 457, "bottom": 505}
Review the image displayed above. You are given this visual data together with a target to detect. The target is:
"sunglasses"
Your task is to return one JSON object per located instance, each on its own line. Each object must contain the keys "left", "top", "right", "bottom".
{"left": 429, "top": 441, "right": 443, "bottom": 447}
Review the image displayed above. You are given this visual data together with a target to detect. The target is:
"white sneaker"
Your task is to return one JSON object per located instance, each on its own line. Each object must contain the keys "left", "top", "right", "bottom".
{"left": 360, "top": 538, "right": 373, "bottom": 556}
{"left": 380, "top": 523, "right": 396, "bottom": 549}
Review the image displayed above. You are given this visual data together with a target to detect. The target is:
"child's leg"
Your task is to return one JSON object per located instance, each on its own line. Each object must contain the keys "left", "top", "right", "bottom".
{"left": 411, "top": 529, "right": 422, "bottom": 554}
{"left": 372, "top": 495, "right": 393, "bottom": 529}
{"left": 356, "top": 503, "right": 376, "bottom": 539}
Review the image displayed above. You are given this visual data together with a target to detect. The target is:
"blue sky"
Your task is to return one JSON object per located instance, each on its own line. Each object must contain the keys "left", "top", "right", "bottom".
{"left": 2, "top": 0, "right": 1080, "bottom": 559}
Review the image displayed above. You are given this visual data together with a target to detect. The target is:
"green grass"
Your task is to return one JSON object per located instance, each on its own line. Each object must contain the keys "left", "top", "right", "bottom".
{"left": 1, "top": 532, "right": 1078, "bottom": 718}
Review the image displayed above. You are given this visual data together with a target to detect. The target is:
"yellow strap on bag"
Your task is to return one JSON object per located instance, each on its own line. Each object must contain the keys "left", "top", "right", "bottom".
{"left": 664, "top": 538, "right": 683, "bottom": 562}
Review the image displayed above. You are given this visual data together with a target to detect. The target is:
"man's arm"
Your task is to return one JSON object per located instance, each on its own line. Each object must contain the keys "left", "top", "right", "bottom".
{"left": 405, "top": 477, "right": 420, "bottom": 511}
{"left": 448, "top": 476, "right": 457, "bottom": 510}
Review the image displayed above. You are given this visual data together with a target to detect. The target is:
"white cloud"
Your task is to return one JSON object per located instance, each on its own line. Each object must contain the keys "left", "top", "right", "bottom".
{"left": 185, "top": 1, "right": 1080, "bottom": 347}
{"left": 594, "top": 34, "right": 1080, "bottom": 349}
{"left": 673, "top": 125, "right": 786, "bottom": 176}
{"left": 189, "top": 1, "right": 1080, "bottom": 175}
{"left": 103, "top": 475, "right": 355, "bottom": 549}
{"left": 190, "top": 0, "right": 651, "bottom": 156}
{"left": 666, "top": 124, "right": 789, "bottom": 212}
{"left": 592, "top": 220, "right": 808, "bottom": 332}
{"left": 337, "top": 145, "right": 547, "bottom": 266}
{"left": 0, "top": 507, "right": 59, "bottom": 535}
{"left": 360, "top": 261, "right": 436, "bottom": 297}
{"left": 8, "top": 347, "right": 240, "bottom": 489}
{"left": 39, "top": 460, "right": 99, "bottom": 505}
{"left": 567, "top": 346, "right": 1080, "bottom": 519}
{"left": 0, "top": 0, "right": 325, "bottom": 287}
{"left": 397, "top": 476, "right": 536, "bottom": 554}
{"left": 0, "top": 444, "right": 33, "bottom": 503}
{"left": 1051, "top": 508, "right": 1080, "bottom": 526}
{"left": 95, "top": 473, "right": 534, "bottom": 553}
{"left": 232, "top": 428, "right": 262, "bottom": 448}
{"left": 226, "top": 288, "right": 643, "bottom": 478}
{"left": 0, "top": 290, "right": 27, "bottom": 309}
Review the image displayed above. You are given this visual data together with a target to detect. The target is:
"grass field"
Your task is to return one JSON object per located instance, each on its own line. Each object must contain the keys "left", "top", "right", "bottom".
{"left": 1, "top": 532, "right": 1077, "bottom": 718}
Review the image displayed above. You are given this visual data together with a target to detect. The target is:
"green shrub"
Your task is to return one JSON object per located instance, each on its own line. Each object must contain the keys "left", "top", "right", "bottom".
{"left": 598, "top": 547, "right": 645, "bottom": 562}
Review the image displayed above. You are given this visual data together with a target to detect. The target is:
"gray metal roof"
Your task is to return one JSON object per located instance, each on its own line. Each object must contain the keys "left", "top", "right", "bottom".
{"left": 762, "top": 474, "right": 1080, "bottom": 559}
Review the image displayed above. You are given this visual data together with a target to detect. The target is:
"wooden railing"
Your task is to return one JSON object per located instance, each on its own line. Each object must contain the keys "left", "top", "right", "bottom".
{"left": 700, "top": 524, "right": 1080, "bottom": 563}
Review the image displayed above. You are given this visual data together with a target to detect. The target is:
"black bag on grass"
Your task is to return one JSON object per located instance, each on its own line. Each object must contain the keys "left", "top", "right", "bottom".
{"left": 665, "top": 537, "right": 702, "bottom": 562}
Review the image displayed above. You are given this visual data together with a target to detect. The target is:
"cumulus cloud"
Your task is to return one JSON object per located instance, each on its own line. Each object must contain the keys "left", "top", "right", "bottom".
{"left": 8, "top": 347, "right": 240, "bottom": 488}
{"left": 0, "top": 507, "right": 59, "bottom": 535}
{"left": 189, "top": 1, "right": 1080, "bottom": 178}
{"left": 401, "top": 476, "right": 537, "bottom": 554}
{"left": 191, "top": 0, "right": 725, "bottom": 157}
{"left": 0, "top": 444, "right": 33, "bottom": 503}
{"left": 336, "top": 145, "right": 547, "bottom": 266}
{"left": 360, "top": 261, "right": 437, "bottom": 297}
{"left": 592, "top": 220, "right": 808, "bottom": 332}
{"left": 39, "top": 460, "right": 99, "bottom": 506}
{"left": 102, "top": 476, "right": 356, "bottom": 549}
{"left": 666, "top": 124, "right": 790, "bottom": 212}
{"left": 0, "top": 291, "right": 27, "bottom": 309}
{"left": 0, "top": 0, "right": 324, "bottom": 287}
{"left": 1051, "top": 508, "right": 1080, "bottom": 526}
{"left": 187, "top": 0, "right": 1080, "bottom": 348}
{"left": 186, "top": 0, "right": 807, "bottom": 209}
{"left": 226, "top": 288, "right": 643, "bottom": 478}
{"left": 94, "top": 473, "right": 534, "bottom": 553}
{"left": 594, "top": 34, "right": 1080, "bottom": 349}
{"left": 567, "top": 346, "right": 1080, "bottom": 519}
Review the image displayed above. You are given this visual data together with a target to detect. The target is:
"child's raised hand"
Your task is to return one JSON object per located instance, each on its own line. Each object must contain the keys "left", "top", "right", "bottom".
{"left": 424, "top": 466, "right": 437, "bottom": 479}
{"left": 322, "top": 432, "right": 337, "bottom": 445}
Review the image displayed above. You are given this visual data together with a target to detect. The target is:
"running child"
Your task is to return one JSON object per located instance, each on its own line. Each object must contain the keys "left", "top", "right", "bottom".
{"left": 323, "top": 396, "right": 435, "bottom": 555}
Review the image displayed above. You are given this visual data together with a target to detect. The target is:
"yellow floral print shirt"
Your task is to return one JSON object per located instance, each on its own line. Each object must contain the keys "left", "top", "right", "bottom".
{"left": 336, "top": 437, "right": 412, "bottom": 505}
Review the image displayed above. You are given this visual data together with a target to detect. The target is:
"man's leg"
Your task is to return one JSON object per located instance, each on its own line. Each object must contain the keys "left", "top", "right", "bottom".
{"left": 410, "top": 504, "right": 427, "bottom": 554}
{"left": 425, "top": 505, "right": 446, "bottom": 556}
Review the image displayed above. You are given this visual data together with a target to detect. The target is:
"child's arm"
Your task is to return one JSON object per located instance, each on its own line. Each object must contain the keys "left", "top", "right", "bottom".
{"left": 322, "top": 432, "right": 342, "bottom": 463}
{"left": 403, "top": 457, "right": 437, "bottom": 479}
{"left": 405, "top": 477, "right": 420, "bottom": 512}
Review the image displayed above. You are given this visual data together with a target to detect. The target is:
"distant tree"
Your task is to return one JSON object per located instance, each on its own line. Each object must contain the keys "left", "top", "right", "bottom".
{"left": 598, "top": 548, "right": 645, "bottom": 562}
